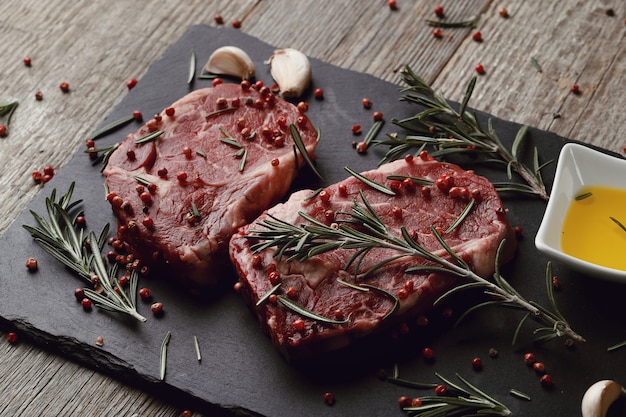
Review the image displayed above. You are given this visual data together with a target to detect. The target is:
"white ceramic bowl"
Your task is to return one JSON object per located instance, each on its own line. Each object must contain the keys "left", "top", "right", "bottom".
{"left": 535, "top": 142, "right": 626, "bottom": 282}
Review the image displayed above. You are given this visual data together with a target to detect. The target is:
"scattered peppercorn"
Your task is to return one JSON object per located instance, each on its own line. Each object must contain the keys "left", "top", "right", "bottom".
{"left": 361, "top": 97, "right": 372, "bottom": 109}
{"left": 373, "top": 111, "right": 383, "bottom": 121}
{"left": 351, "top": 124, "right": 362, "bottom": 135}
{"left": 432, "top": 28, "right": 443, "bottom": 38}
{"left": 499, "top": 7, "right": 509, "bottom": 18}
{"left": 488, "top": 347, "right": 498, "bottom": 358}
{"left": 214, "top": 14, "right": 224, "bottom": 24}
{"left": 59, "top": 81, "right": 70, "bottom": 93}
{"left": 540, "top": 374, "right": 553, "bottom": 388}
{"left": 35, "top": 90, "right": 43, "bottom": 101}
{"left": 0, "top": 124, "right": 7, "bottom": 137}
{"left": 472, "top": 31, "right": 483, "bottom": 42}
{"left": 25, "top": 257, "right": 38, "bottom": 271}
{"left": 523, "top": 352, "right": 536, "bottom": 366}
{"left": 471, "top": 357, "right": 483, "bottom": 371}
{"left": 475, "top": 64, "right": 485, "bottom": 75}
{"left": 180, "top": 411, "right": 193, "bottom": 417}
{"left": 398, "top": 395, "right": 412, "bottom": 408}
{"left": 126, "top": 78, "right": 138, "bottom": 90}
{"left": 95, "top": 336, "right": 104, "bottom": 347}
{"left": 533, "top": 362, "right": 546, "bottom": 374}
{"left": 81, "top": 297, "right": 92, "bottom": 311}
{"left": 23, "top": 56, "right": 32, "bottom": 67}
{"left": 606, "top": 8, "right": 615, "bottom": 17}
{"left": 297, "top": 101, "right": 309, "bottom": 113}
{"left": 323, "top": 391, "right": 336, "bottom": 406}
{"left": 388, "top": 0, "right": 397, "bottom": 10}
{"left": 552, "top": 276, "right": 560, "bottom": 291}
{"left": 139, "top": 287, "right": 152, "bottom": 301}
{"left": 434, "top": 5, "right": 444, "bottom": 17}
{"left": 313, "top": 87, "right": 324, "bottom": 99}
{"left": 231, "top": 19, "right": 242, "bottom": 29}
{"left": 422, "top": 347, "right": 435, "bottom": 361}
{"left": 570, "top": 83, "right": 581, "bottom": 94}
{"left": 6, "top": 332, "right": 18, "bottom": 344}
{"left": 435, "top": 384, "right": 448, "bottom": 395}
{"left": 151, "top": 302, "right": 164, "bottom": 316}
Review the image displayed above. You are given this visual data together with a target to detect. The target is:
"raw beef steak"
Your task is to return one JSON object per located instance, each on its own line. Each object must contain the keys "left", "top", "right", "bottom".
{"left": 229, "top": 154, "right": 517, "bottom": 359}
{"left": 103, "top": 82, "right": 319, "bottom": 288}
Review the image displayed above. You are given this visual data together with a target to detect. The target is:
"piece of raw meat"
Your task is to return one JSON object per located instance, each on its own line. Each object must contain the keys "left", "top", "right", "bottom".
{"left": 103, "top": 82, "right": 319, "bottom": 289}
{"left": 229, "top": 154, "right": 517, "bottom": 360}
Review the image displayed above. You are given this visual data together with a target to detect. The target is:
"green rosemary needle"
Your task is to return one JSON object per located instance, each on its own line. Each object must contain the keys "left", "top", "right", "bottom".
{"left": 188, "top": 48, "right": 197, "bottom": 85}
{"left": 160, "top": 331, "right": 171, "bottom": 380}
{"left": 376, "top": 66, "right": 550, "bottom": 200}
{"left": 246, "top": 192, "right": 584, "bottom": 344}
{"left": 22, "top": 183, "right": 146, "bottom": 322}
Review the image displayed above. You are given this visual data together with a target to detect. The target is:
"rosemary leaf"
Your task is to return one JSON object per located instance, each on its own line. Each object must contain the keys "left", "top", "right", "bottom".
{"left": 510, "top": 388, "right": 531, "bottom": 401}
{"left": 256, "top": 283, "right": 282, "bottom": 307}
{"left": 304, "top": 188, "right": 324, "bottom": 201}
{"left": 530, "top": 56, "right": 543, "bottom": 73}
{"left": 575, "top": 191, "right": 592, "bottom": 200}
{"left": 159, "top": 331, "right": 171, "bottom": 380}
{"left": 277, "top": 295, "right": 349, "bottom": 325}
{"left": 238, "top": 148, "right": 248, "bottom": 172}
{"left": 193, "top": 335, "right": 202, "bottom": 362}
{"left": 386, "top": 174, "right": 433, "bottom": 186}
{"left": 134, "top": 175, "right": 152, "bottom": 186}
{"left": 188, "top": 49, "right": 197, "bottom": 84}
{"left": 610, "top": 216, "right": 626, "bottom": 233}
{"left": 88, "top": 115, "right": 135, "bottom": 140}
{"left": 444, "top": 198, "right": 475, "bottom": 234}
{"left": 220, "top": 137, "right": 243, "bottom": 148}
{"left": 135, "top": 130, "right": 164, "bottom": 144}
{"left": 425, "top": 16, "right": 480, "bottom": 28}
{"left": 345, "top": 166, "right": 396, "bottom": 196}
{"left": 196, "top": 149, "right": 207, "bottom": 158}
{"left": 290, "top": 124, "right": 323, "bottom": 180}
{"left": 205, "top": 107, "right": 237, "bottom": 119}
{"left": 363, "top": 119, "right": 384, "bottom": 147}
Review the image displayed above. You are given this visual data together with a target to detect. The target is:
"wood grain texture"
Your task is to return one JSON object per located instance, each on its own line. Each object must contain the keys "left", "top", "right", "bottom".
{"left": 0, "top": 0, "right": 624, "bottom": 415}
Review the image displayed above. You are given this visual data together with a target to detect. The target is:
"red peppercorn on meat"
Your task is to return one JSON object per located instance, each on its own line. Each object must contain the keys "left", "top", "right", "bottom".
{"left": 229, "top": 155, "right": 517, "bottom": 360}
{"left": 103, "top": 83, "right": 319, "bottom": 289}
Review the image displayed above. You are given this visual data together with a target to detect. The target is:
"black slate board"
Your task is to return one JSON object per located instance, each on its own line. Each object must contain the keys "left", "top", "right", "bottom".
{"left": 2, "top": 25, "right": 626, "bottom": 417}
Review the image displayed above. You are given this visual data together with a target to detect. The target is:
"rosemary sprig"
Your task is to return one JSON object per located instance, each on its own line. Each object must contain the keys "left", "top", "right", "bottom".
{"left": 135, "top": 130, "right": 164, "bottom": 144}
{"left": 0, "top": 101, "right": 19, "bottom": 134}
{"left": 246, "top": 192, "right": 584, "bottom": 343}
{"left": 400, "top": 373, "right": 512, "bottom": 416}
{"left": 87, "top": 114, "right": 135, "bottom": 141}
{"left": 376, "top": 66, "right": 550, "bottom": 200}
{"left": 85, "top": 143, "right": 119, "bottom": 171}
{"left": 22, "top": 183, "right": 146, "bottom": 322}
{"left": 160, "top": 331, "right": 171, "bottom": 380}
{"left": 425, "top": 16, "right": 480, "bottom": 28}
{"left": 290, "top": 124, "right": 323, "bottom": 180}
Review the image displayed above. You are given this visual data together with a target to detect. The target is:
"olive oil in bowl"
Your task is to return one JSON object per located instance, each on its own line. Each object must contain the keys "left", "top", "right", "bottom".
{"left": 561, "top": 185, "right": 626, "bottom": 271}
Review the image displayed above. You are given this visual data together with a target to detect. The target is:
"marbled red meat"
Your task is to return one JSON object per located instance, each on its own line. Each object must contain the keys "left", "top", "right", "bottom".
{"left": 103, "top": 83, "right": 319, "bottom": 288}
{"left": 229, "top": 155, "right": 517, "bottom": 360}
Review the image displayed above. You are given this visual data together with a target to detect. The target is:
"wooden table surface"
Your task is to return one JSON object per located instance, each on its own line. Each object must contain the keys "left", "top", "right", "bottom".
{"left": 1, "top": 1, "right": 624, "bottom": 415}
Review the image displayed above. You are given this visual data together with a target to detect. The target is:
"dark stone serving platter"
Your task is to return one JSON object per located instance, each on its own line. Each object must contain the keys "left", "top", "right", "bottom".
{"left": 2, "top": 25, "right": 626, "bottom": 417}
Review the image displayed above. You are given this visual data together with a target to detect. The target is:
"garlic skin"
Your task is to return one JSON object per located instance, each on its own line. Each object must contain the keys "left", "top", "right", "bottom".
{"left": 205, "top": 46, "right": 255, "bottom": 80}
{"left": 581, "top": 380, "right": 626, "bottom": 417}
{"left": 267, "top": 48, "right": 311, "bottom": 98}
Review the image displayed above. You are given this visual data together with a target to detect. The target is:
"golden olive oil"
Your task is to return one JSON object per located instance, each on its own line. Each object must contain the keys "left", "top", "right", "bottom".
{"left": 561, "top": 185, "right": 626, "bottom": 270}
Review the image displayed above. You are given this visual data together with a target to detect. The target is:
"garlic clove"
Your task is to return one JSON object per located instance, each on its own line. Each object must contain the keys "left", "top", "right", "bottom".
{"left": 581, "top": 380, "right": 626, "bottom": 417}
{"left": 205, "top": 46, "right": 255, "bottom": 80}
{"left": 267, "top": 48, "right": 311, "bottom": 98}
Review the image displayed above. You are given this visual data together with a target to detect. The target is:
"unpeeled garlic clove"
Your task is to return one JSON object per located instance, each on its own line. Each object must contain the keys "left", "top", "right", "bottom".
{"left": 205, "top": 46, "right": 255, "bottom": 80}
{"left": 267, "top": 48, "right": 311, "bottom": 98}
{"left": 581, "top": 380, "right": 626, "bottom": 417}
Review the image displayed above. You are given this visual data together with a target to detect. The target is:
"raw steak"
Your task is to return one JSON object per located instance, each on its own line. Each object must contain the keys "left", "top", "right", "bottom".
{"left": 229, "top": 154, "right": 517, "bottom": 360}
{"left": 103, "top": 82, "right": 319, "bottom": 289}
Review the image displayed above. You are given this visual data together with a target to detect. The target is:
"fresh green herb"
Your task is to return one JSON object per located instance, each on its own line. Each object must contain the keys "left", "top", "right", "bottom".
{"left": 191, "top": 203, "right": 200, "bottom": 218}
{"left": 256, "top": 283, "right": 282, "bottom": 307}
{"left": 198, "top": 73, "right": 219, "bottom": 79}
{"left": 290, "top": 124, "right": 323, "bottom": 180}
{"left": 398, "top": 373, "right": 512, "bottom": 416}
{"left": 220, "top": 137, "right": 243, "bottom": 148}
{"left": 610, "top": 216, "right": 626, "bottom": 233}
{"left": 277, "top": 295, "right": 349, "bottom": 325}
{"left": 304, "top": 188, "right": 324, "bottom": 201}
{"left": 509, "top": 388, "right": 531, "bottom": 401}
{"left": 530, "top": 57, "right": 543, "bottom": 73}
{"left": 86, "top": 143, "right": 119, "bottom": 171}
{"left": 88, "top": 115, "right": 135, "bottom": 140}
{"left": 247, "top": 192, "right": 584, "bottom": 344}
{"left": 376, "top": 66, "right": 550, "bottom": 200}
{"left": 444, "top": 199, "right": 475, "bottom": 234}
{"left": 134, "top": 176, "right": 153, "bottom": 186}
{"left": 159, "top": 331, "right": 171, "bottom": 380}
{"left": 363, "top": 119, "right": 385, "bottom": 148}
{"left": 135, "top": 130, "right": 164, "bottom": 144}
{"left": 196, "top": 149, "right": 207, "bottom": 158}
{"left": 22, "top": 184, "right": 146, "bottom": 322}
{"left": 205, "top": 107, "right": 237, "bottom": 119}
{"left": 387, "top": 377, "right": 438, "bottom": 390}
{"left": 386, "top": 174, "right": 434, "bottom": 186}
{"left": 608, "top": 340, "right": 626, "bottom": 352}
{"left": 575, "top": 192, "right": 592, "bottom": 200}
{"left": 193, "top": 335, "right": 202, "bottom": 362}
{"left": 188, "top": 49, "right": 196, "bottom": 85}
{"left": 237, "top": 148, "right": 248, "bottom": 172}
{"left": 0, "top": 101, "right": 19, "bottom": 134}
{"left": 425, "top": 16, "right": 480, "bottom": 28}
{"left": 345, "top": 166, "right": 396, "bottom": 196}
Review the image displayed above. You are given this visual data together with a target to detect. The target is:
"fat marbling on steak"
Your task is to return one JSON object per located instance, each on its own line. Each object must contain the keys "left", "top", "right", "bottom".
{"left": 103, "top": 82, "right": 319, "bottom": 288}
{"left": 229, "top": 154, "right": 517, "bottom": 360}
